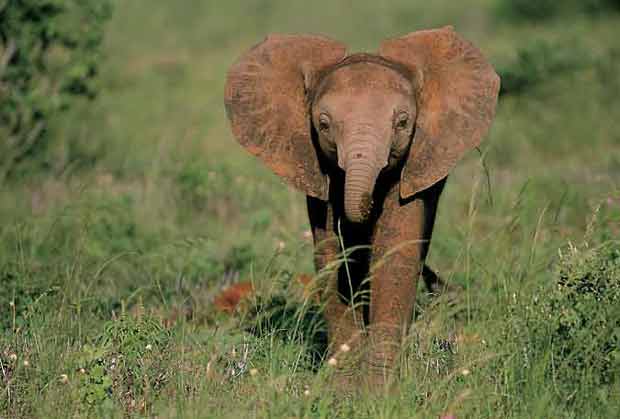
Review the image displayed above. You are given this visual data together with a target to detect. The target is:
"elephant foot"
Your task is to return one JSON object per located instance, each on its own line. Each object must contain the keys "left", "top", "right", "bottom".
{"left": 362, "top": 330, "right": 402, "bottom": 392}
{"left": 325, "top": 331, "right": 366, "bottom": 392}
{"left": 327, "top": 369, "right": 361, "bottom": 394}
{"left": 359, "top": 363, "right": 399, "bottom": 395}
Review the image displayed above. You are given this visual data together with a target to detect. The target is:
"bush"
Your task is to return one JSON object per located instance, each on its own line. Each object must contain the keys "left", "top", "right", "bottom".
{"left": 498, "top": 0, "right": 559, "bottom": 21}
{"left": 498, "top": 0, "right": 620, "bottom": 21}
{"left": 0, "top": 269, "right": 59, "bottom": 333}
{"left": 521, "top": 240, "right": 620, "bottom": 404}
{"left": 77, "top": 315, "right": 172, "bottom": 412}
{"left": 583, "top": 0, "right": 620, "bottom": 14}
{"left": 0, "top": 0, "right": 112, "bottom": 181}
{"left": 498, "top": 40, "right": 588, "bottom": 96}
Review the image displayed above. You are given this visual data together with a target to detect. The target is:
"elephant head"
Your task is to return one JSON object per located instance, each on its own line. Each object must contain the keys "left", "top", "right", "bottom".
{"left": 225, "top": 27, "right": 499, "bottom": 223}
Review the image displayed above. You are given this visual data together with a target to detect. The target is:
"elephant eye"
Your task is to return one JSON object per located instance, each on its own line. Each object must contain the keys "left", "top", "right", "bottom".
{"left": 394, "top": 112, "right": 409, "bottom": 130}
{"left": 318, "top": 114, "right": 330, "bottom": 133}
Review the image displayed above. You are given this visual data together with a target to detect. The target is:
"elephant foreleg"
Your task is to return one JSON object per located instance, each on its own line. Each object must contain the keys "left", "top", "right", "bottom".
{"left": 307, "top": 197, "right": 365, "bottom": 367}
{"left": 365, "top": 180, "right": 444, "bottom": 386}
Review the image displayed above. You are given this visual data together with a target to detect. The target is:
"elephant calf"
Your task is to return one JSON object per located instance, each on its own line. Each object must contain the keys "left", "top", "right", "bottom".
{"left": 224, "top": 26, "right": 499, "bottom": 388}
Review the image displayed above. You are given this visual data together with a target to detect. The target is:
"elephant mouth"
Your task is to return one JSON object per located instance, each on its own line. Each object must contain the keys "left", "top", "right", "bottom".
{"left": 359, "top": 192, "right": 374, "bottom": 222}
{"left": 343, "top": 162, "right": 379, "bottom": 224}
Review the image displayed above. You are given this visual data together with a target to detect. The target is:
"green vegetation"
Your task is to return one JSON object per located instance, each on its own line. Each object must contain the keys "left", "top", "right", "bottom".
{"left": 498, "top": 213, "right": 620, "bottom": 414}
{"left": 1, "top": 0, "right": 619, "bottom": 417}
{"left": 0, "top": 0, "right": 112, "bottom": 181}
{"left": 497, "top": 0, "right": 620, "bottom": 21}
{"left": 522, "top": 237, "right": 620, "bottom": 405}
{"left": 497, "top": 39, "right": 589, "bottom": 96}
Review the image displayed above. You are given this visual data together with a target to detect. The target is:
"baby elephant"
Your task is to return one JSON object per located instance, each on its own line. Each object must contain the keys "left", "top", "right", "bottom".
{"left": 225, "top": 26, "right": 499, "bottom": 388}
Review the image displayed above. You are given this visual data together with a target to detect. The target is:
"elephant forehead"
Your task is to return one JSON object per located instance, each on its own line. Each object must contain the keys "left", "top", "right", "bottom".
{"left": 321, "top": 91, "right": 410, "bottom": 119}
{"left": 316, "top": 61, "right": 413, "bottom": 97}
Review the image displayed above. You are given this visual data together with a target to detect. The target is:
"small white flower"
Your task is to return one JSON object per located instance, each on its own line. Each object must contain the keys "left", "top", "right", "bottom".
{"left": 8, "top": 353, "right": 17, "bottom": 362}
{"left": 145, "top": 344, "right": 153, "bottom": 351}
{"left": 339, "top": 343, "right": 351, "bottom": 353}
{"left": 304, "top": 389, "right": 311, "bottom": 396}
{"left": 23, "top": 360, "right": 30, "bottom": 367}
{"left": 79, "top": 368, "right": 86, "bottom": 374}
{"left": 59, "top": 374, "right": 69, "bottom": 384}
{"left": 249, "top": 368, "right": 258, "bottom": 376}
{"left": 461, "top": 368, "right": 471, "bottom": 376}
{"left": 8, "top": 301, "right": 15, "bottom": 308}
{"left": 277, "top": 241, "right": 286, "bottom": 251}
{"left": 327, "top": 357, "right": 338, "bottom": 367}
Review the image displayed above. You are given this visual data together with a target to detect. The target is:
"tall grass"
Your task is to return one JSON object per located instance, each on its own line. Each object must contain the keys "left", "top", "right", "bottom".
{"left": 1, "top": 0, "right": 619, "bottom": 417}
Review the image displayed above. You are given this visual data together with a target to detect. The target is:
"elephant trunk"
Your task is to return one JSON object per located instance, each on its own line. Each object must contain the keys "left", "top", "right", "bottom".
{"left": 342, "top": 138, "right": 383, "bottom": 223}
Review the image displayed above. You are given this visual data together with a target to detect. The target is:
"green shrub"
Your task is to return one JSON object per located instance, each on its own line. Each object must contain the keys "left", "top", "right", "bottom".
{"left": 175, "top": 161, "right": 243, "bottom": 214}
{"left": 583, "top": 0, "right": 620, "bottom": 14}
{"left": 0, "top": 0, "right": 112, "bottom": 181}
{"left": 498, "top": 0, "right": 620, "bottom": 21}
{"left": 498, "top": 40, "right": 588, "bottom": 96}
{"left": 498, "top": 0, "right": 559, "bottom": 21}
{"left": 521, "top": 240, "right": 620, "bottom": 404}
{"left": 77, "top": 315, "right": 171, "bottom": 411}
{"left": 0, "top": 268, "right": 59, "bottom": 333}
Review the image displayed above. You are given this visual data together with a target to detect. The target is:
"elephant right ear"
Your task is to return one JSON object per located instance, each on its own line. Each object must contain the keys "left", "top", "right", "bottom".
{"left": 380, "top": 27, "right": 500, "bottom": 199}
{"left": 224, "top": 34, "right": 347, "bottom": 200}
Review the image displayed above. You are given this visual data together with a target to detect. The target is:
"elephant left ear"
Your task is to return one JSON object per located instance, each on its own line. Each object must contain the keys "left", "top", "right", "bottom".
{"left": 379, "top": 26, "right": 500, "bottom": 199}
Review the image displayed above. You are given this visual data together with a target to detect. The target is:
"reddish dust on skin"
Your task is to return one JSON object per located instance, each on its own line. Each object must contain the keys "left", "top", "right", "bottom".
{"left": 225, "top": 28, "right": 500, "bottom": 389}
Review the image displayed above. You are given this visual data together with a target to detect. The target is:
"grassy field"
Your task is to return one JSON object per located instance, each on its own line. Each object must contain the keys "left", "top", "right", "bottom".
{"left": 1, "top": 0, "right": 619, "bottom": 417}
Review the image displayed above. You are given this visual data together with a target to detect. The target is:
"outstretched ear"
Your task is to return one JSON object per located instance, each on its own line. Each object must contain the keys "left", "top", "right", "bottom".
{"left": 379, "top": 26, "right": 500, "bottom": 199}
{"left": 225, "top": 34, "right": 347, "bottom": 200}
